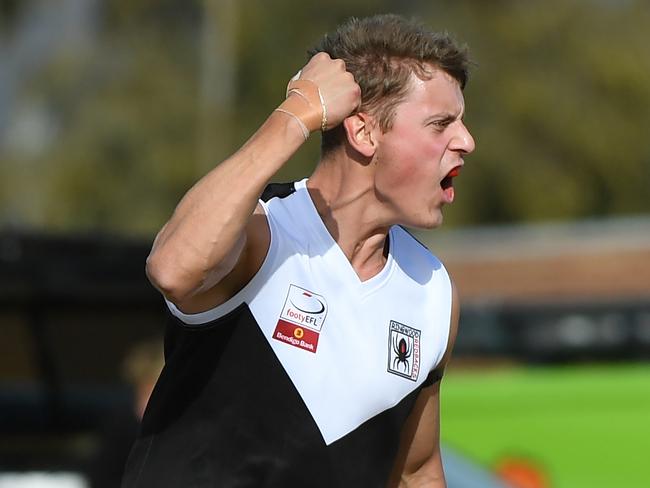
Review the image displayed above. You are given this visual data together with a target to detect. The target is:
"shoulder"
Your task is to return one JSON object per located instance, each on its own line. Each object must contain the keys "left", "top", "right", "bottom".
{"left": 261, "top": 179, "right": 316, "bottom": 251}
{"left": 392, "top": 226, "right": 443, "bottom": 264}
{"left": 391, "top": 226, "right": 449, "bottom": 286}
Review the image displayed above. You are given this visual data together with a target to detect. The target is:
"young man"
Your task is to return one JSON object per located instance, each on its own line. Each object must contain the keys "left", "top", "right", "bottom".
{"left": 122, "top": 14, "right": 474, "bottom": 488}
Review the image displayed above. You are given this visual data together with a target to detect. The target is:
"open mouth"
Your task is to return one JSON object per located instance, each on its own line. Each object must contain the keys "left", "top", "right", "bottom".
{"left": 441, "top": 166, "right": 461, "bottom": 190}
{"left": 440, "top": 166, "right": 461, "bottom": 203}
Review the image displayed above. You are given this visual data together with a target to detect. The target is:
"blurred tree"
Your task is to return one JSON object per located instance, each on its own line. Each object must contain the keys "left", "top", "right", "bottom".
{"left": 421, "top": 0, "right": 650, "bottom": 225}
{"left": 1, "top": 0, "right": 202, "bottom": 235}
{"left": 0, "top": 0, "right": 648, "bottom": 234}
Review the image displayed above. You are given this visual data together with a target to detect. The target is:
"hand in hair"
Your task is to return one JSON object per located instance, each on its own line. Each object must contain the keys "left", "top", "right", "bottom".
{"left": 296, "top": 52, "right": 361, "bottom": 131}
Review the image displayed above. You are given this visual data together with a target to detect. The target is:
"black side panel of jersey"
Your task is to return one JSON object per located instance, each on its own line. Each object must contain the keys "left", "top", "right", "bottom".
{"left": 122, "top": 304, "right": 429, "bottom": 488}
{"left": 325, "top": 367, "right": 443, "bottom": 486}
{"left": 122, "top": 304, "right": 327, "bottom": 488}
{"left": 325, "top": 385, "right": 419, "bottom": 486}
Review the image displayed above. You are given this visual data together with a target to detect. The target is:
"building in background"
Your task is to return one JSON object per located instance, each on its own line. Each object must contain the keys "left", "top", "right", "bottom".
{"left": 418, "top": 216, "right": 650, "bottom": 363}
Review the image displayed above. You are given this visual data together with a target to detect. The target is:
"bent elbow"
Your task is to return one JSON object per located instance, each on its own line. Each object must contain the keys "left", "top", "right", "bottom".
{"left": 145, "top": 252, "right": 194, "bottom": 304}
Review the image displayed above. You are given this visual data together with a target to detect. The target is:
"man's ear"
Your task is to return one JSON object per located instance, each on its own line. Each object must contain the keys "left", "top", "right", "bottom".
{"left": 342, "top": 113, "right": 377, "bottom": 158}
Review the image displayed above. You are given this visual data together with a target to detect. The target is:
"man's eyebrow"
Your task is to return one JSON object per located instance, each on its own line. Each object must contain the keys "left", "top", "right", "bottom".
{"left": 424, "top": 113, "right": 458, "bottom": 125}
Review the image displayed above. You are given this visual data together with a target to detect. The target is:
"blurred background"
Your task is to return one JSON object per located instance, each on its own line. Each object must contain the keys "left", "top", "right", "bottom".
{"left": 1, "top": 0, "right": 649, "bottom": 487}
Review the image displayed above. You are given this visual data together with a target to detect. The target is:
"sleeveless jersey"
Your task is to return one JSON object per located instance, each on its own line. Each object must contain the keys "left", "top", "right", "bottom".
{"left": 122, "top": 179, "right": 452, "bottom": 488}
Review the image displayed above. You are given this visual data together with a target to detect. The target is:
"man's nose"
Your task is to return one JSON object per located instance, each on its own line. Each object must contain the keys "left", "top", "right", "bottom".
{"left": 452, "top": 122, "right": 475, "bottom": 154}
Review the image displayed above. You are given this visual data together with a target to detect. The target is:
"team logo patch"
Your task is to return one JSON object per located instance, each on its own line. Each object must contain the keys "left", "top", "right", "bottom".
{"left": 273, "top": 284, "right": 328, "bottom": 353}
{"left": 387, "top": 320, "right": 420, "bottom": 381}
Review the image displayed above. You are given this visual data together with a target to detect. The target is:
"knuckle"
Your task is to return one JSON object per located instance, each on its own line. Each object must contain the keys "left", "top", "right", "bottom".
{"left": 315, "top": 51, "right": 330, "bottom": 61}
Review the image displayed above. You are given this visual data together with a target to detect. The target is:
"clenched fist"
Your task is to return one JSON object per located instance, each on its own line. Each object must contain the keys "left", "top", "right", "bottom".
{"left": 276, "top": 52, "right": 361, "bottom": 137}
{"left": 297, "top": 52, "right": 361, "bottom": 130}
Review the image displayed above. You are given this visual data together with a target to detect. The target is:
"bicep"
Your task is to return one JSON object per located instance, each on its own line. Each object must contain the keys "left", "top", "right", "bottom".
{"left": 172, "top": 203, "right": 271, "bottom": 314}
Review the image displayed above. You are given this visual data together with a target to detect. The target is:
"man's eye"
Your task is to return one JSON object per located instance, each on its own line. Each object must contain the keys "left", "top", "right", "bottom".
{"left": 431, "top": 121, "right": 449, "bottom": 131}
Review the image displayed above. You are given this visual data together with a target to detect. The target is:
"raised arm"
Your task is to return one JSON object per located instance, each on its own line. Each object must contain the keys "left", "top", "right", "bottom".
{"left": 387, "top": 281, "right": 460, "bottom": 488}
{"left": 145, "top": 53, "right": 360, "bottom": 313}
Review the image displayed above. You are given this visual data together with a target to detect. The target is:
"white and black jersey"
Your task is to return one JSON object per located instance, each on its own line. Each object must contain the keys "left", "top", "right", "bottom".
{"left": 122, "top": 179, "right": 452, "bottom": 488}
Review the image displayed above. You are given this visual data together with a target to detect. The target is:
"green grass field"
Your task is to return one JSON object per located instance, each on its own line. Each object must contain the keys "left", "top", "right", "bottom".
{"left": 441, "top": 363, "right": 650, "bottom": 488}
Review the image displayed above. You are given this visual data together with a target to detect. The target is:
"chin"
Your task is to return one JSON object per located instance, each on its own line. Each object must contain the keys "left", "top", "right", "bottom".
{"left": 421, "top": 218, "right": 444, "bottom": 230}
{"left": 405, "top": 211, "right": 444, "bottom": 230}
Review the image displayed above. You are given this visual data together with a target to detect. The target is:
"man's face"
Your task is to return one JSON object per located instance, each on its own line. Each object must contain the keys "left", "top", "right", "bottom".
{"left": 372, "top": 68, "right": 475, "bottom": 229}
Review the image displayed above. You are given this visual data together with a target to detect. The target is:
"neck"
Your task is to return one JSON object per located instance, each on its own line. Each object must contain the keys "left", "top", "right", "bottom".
{"left": 307, "top": 150, "right": 390, "bottom": 281}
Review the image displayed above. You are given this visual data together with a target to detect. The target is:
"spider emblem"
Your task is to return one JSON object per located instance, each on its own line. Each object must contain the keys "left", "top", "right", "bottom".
{"left": 392, "top": 335, "right": 412, "bottom": 373}
{"left": 387, "top": 320, "right": 420, "bottom": 381}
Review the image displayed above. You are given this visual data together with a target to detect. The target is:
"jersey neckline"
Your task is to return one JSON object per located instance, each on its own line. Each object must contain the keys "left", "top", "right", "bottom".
{"left": 294, "top": 178, "right": 396, "bottom": 296}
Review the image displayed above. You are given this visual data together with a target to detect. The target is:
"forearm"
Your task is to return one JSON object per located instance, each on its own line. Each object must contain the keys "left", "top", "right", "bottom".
{"left": 147, "top": 111, "right": 305, "bottom": 300}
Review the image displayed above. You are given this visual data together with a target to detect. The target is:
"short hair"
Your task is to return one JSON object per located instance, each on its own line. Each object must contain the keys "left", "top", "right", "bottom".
{"left": 308, "top": 14, "right": 471, "bottom": 154}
